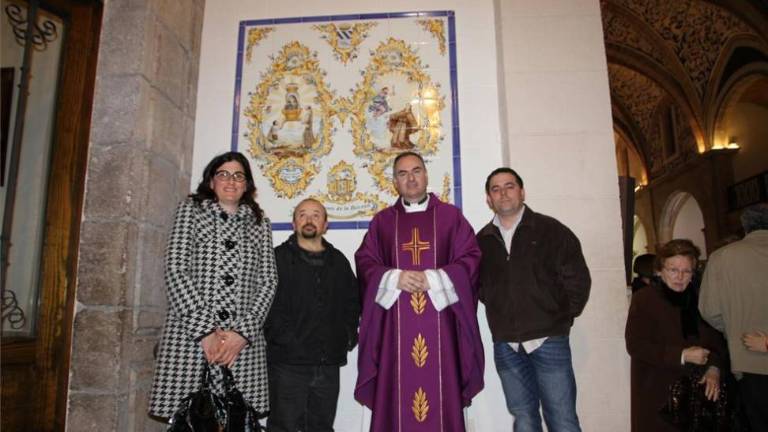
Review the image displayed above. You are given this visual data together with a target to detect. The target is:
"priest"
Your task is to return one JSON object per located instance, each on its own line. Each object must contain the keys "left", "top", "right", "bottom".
{"left": 355, "top": 151, "right": 484, "bottom": 431}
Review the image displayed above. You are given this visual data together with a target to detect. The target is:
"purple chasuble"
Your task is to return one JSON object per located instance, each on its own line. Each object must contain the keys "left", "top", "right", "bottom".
{"left": 355, "top": 194, "right": 484, "bottom": 432}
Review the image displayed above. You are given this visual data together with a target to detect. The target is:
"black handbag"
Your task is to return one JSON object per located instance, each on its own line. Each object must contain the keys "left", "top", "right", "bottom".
{"left": 168, "top": 364, "right": 224, "bottom": 432}
{"left": 168, "top": 365, "right": 267, "bottom": 432}
{"left": 220, "top": 366, "right": 267, "bottom": 432}
{"left": 659, "top": 366, "right": 750, "bottom": 431}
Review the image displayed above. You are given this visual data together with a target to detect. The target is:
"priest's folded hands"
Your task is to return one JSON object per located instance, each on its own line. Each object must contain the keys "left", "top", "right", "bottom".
{"left": 397, "top": 270, "right": 428, "bottom": 292}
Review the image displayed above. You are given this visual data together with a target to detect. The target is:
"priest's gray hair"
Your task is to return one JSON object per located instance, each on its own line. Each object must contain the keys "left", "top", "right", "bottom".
{"left": 392, "top": 151, "right": 426, "bottom": 176}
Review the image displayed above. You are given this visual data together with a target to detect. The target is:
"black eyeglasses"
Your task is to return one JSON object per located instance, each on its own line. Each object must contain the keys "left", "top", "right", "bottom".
{"left": 214, "top": 170, "right": 247, "bottom": 183}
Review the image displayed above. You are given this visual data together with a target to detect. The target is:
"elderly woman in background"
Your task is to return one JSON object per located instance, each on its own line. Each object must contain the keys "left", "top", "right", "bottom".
{"left": 625, "top": 239, "right": 726, "bottom": 432}
{"left": 149, "top": 151, "right": 277, "bottom": 420}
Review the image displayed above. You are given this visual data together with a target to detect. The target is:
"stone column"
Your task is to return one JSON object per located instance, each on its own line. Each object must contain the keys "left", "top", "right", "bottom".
{"left": 67, "top": 0, "right": 205, "bottom": 430}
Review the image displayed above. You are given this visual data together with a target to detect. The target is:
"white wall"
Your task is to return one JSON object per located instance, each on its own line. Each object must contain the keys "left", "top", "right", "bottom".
{"left": 672, "top": 195, "right": 707, "bottom": 258}
{"left": 633, "top": 215, "right": 649, "bottom": 257}
{"left": 194, "top": 0, "right": 629, "bottom": 430}
{"left": 496, "top": 0, "right": 629, "bottom": 430}
{"left": 726, "top": 101, "right": 768, "bottom": 183}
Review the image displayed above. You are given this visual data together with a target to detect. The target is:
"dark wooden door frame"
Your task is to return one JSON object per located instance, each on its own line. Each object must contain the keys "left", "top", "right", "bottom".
{"left": 0, "top": 0, "right": 102, "bottom": 430}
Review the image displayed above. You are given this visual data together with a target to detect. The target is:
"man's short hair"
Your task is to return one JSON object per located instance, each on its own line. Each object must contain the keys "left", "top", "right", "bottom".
{"left": 741, "top": 203, "right": 768, "bottom": 233}
{"left": 392, "top": 151, "right": 426, "bottom": 176}
{"left": 292, "top": 198, "right": 327, "bottom": 222}
{"left": 485, "top": 167, "right": 524, "bottom": 193}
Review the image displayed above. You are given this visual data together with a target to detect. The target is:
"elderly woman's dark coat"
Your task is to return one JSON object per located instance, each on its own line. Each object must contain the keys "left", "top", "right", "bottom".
{"left": 149, "top": 198, "right": 278, "bottom": 417}
{"left": 625, "top": 279, "right": 726, "bottom": 432}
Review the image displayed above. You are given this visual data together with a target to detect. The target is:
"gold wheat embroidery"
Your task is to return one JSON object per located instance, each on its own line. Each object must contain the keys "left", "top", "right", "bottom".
{"left": 411, "top": 333, "right": 428, "bottom": 367}
{"left": 412, "top": 387, "right": 429, "bottom": 422}
{"left": 410, "top": 292, "right": 426, "bottom": 314}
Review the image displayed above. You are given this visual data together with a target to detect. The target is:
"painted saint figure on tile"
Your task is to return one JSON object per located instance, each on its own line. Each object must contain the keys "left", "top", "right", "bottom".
{"left": 349, "top": 38, "right": 447, "bottom": 194}
{"left": 244, "top": 42, "right": 335, "bottom": 198}
{"left": 388, "top": 103, "right": 418, "bottom": 149}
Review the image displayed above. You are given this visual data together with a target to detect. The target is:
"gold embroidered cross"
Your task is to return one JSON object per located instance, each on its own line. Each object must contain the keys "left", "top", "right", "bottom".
{"left": 401, "top": 227, "right": 430, "bottom": 266}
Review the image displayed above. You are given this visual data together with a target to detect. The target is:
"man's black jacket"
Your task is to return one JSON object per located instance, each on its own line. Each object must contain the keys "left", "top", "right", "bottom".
{"left": 476, "top": 206, "right": 591, "bottom": 342}
{"left": 265, "top": 234, "right": 360, "bottom": 366}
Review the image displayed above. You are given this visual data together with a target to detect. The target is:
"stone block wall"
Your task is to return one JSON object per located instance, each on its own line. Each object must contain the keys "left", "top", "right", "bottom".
{"left": 67, "top": 0, "right": 205, "bottom": 430}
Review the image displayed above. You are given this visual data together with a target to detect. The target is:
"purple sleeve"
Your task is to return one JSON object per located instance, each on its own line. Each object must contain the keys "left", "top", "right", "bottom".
{"left": 355, "top": 213, "right": 392, "bottom": 310}
{"left": 354, "top": 213, "right": 393, "bottom": 408}
{"left": 440, "top": 211, "right": 485, "bottom": 406}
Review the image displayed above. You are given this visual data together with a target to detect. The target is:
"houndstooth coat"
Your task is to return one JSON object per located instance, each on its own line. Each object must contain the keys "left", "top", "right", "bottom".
{"left": 149, "top": 198, "right": 277, "bottom": 418}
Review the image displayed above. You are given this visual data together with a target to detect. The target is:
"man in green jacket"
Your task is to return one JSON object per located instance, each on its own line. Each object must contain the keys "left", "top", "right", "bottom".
{"left": 476, "top": 167, "right": 591, "bottom": 432}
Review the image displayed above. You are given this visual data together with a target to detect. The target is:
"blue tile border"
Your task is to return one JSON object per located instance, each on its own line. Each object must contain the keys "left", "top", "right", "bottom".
{"left": 300, "top": 15, "right": 332, "bottom": 23}
{"left": 271, "top": 221, "right": 372, "bottom": 231}
{"left": 232, "top": 11, "right": 461, "bottom": 230}
{"left": 364, "top": 13, "right": 389, "bottom": 20}
{"left": 446, "top": 12, "right": 462, "bottom": 212}
{"left": 271, "top": 222, "right": 294, "bottom": 231}
{"left": 331, "top": 14, "right": 363, "bottom": 21}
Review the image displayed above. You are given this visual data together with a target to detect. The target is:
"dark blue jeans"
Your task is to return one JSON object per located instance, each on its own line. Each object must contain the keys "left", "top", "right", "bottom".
{"left": 494, "top": 336, "right": 581, "bottom": 432}
{"left": 267, "top": 363, "right": 340, "bottom": 432}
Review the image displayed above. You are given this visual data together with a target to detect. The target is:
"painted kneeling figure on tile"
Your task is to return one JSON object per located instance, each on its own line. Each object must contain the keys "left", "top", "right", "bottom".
{"left": 364, "top": 82, "right": 422, "bottom": 153}
{"left": 355, "top": 152, "right": 484, "bottom": 431}
{"left": 388, "top": 103, "right": 418, "bottom": 149}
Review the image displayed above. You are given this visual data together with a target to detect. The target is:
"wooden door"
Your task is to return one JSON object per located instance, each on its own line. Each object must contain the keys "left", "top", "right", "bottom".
{"left": 1, "top": 0, "right": 101, "bottom": 430}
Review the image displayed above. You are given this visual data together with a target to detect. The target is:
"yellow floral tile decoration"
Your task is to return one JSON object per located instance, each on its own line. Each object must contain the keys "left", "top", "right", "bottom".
{"left": 246, "top": 27, "right": 275, "bottom": 63}
{"left": 244, "top": 42, "right": 337, "bottom": 198}
{"left": 417, "top": 19, "right": 446, "bottom": 55}
{"left": 313, "top": 22, "right": 377, "bottom": 64}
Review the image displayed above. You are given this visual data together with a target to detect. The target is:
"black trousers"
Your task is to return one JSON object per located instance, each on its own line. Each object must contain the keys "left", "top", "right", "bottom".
{"left": 740, "top": 372, "right": 768, "bottom": 431}
{"left": 267, "top": 363, "right": 340, "bottom": 432}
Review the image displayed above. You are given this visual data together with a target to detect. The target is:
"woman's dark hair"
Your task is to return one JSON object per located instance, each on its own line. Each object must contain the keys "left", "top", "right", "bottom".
{"left": 191, "top": 151, "right": 263, "bottom": 223}
{"left": 654, "top": 239, "right": 700, "bottom": 271}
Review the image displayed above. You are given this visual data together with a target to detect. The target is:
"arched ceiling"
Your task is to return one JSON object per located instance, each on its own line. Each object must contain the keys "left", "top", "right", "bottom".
{"left": 607, "top": 0, "right": 757, "bottom": 96}
{"left": 601, "top": 0, "right": 768, "bottom": 179}
{"left": 608, "top": 64, "right": 666, "bottom": 172}
{"left": 609, "top": 64, "right": 665, "bottom": 144}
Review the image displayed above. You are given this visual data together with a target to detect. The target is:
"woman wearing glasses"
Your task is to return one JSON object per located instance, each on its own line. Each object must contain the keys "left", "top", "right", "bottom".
{"left": 149, "top": 151, "right": 277, "bottom": 422}
{"left": 625, "top": 239, "right": 726, "bottom": 431}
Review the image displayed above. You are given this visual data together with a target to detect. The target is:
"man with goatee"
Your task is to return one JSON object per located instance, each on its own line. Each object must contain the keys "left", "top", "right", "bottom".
{"left": 265, "top": 198, "right": 360, "bottom": 432}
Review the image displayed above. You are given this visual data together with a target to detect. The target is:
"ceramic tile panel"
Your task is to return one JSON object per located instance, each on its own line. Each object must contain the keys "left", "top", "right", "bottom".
{"left": 231, "top": 12, "right": 463, "bottom": 228}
